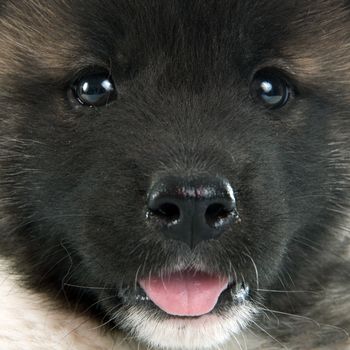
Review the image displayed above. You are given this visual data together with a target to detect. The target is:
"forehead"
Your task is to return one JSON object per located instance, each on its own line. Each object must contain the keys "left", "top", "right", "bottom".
{"left": 0, "top": 0, "right": 349, "bottom": 83}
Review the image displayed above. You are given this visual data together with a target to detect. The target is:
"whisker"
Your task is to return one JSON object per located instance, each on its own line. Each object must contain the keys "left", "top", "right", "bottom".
{"left": 256, "top": 302, "right": 321, "bottom": 328}
{"left": 231, "top": 333, "right": 244, "bottom": 350}
{"left": 61, "top": 295, "right": 118, "bottom": 339}
{"left": 249, "top": 319, "right": 289, "bottom": 350}
{"left": 134, "top": 264, "right": 143, "bottom": 292}
{"left": 63, "top": 283, "right": 115, "bottom": 290}
{"left": 242, "top": 252, "right": 259, "bottom": 290}
{"left": 255, "top": 288, "right": 320, "bottom": 295}
{"left": 256, "top": 301, "right": 350, "bottom": 339}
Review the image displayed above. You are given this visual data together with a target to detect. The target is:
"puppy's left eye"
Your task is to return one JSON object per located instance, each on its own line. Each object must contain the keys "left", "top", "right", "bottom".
{"left": 71, "top": 71, "right": 116, "bottom": 107}
{"left": 250, "top": 69, "right": 291, "bottom": 109}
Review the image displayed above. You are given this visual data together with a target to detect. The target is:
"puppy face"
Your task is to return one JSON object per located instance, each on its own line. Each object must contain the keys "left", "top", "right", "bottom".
{"left": 0, "top": 1, "right": 350, "bottom": 349}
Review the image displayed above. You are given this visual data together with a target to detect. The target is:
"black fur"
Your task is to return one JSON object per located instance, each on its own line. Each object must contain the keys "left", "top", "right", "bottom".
{"left": 0, "top": 1, "right": 349, "bottom": 349}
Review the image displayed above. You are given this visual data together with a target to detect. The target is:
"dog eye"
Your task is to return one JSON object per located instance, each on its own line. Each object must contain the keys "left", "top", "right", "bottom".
{"left": 250, "top": 69, "right": 291, "bottom": 109}
{"left": 71, "top": 71, "right": 116, "bottom": 107}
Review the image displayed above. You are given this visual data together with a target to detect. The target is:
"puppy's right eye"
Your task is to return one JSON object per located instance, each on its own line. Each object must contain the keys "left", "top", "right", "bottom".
{"left": 71, "top": 71, "right": 117, "bottom": 107}
{"left": 250, "top": 69, "right": 291, "bottom": 109}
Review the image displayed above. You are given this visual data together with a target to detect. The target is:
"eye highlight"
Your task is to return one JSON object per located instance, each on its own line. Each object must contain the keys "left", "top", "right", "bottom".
{"left": 71, "top": 70, "right": 116, "bottom": 107}
{"left": 250, "top": 69, "right": 292, "bottom": 109}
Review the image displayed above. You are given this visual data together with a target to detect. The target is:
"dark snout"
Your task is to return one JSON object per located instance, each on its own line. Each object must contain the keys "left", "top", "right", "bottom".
{"left": 147, "top": 175, "right": 239, "bottom": 249}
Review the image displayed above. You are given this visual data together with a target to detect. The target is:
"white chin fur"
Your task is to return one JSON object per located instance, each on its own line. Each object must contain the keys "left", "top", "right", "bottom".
{"left": 120, "top": 303, "right": 257, "bottom": 350}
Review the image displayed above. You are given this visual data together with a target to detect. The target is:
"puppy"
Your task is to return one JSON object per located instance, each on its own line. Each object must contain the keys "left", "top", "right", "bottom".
{"left": 0, "top": 1, "right": 349, "bottom": 349}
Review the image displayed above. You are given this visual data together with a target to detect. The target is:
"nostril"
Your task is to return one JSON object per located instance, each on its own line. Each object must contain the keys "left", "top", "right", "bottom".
{"left": 150, "top": 203, "right": 181, "bottom": 224}
{"left": 205, "top": 203, "right": 233, "bottom": 228}
{"left": 147, "top": 175, "right": 238, "bottom": 247}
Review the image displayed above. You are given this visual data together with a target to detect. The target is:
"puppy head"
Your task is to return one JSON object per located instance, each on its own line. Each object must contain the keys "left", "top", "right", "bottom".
{"left": 1, "top": 1, "right": 350, "bottom": 349}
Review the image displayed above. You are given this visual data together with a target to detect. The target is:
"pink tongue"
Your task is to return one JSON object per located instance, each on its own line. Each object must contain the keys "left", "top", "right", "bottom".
{"left": 138, "top": 270, "right": 228, "bottom": 317}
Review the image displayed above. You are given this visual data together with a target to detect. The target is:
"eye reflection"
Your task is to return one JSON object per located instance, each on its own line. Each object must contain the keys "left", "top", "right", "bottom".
{"left": 261, "top": 81, "right": 273, "bottom": 93}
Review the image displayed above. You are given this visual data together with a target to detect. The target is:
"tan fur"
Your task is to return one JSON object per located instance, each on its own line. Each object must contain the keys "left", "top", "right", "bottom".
{"left": 0, "top": 260, "right": 133, "bottom": 350}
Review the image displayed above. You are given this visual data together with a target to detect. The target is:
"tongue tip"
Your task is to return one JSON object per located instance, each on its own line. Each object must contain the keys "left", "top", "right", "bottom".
{"left": 162, "top": 303, "right": 217, "bottom": 317}
{"left": 138, "top": 270, "right": 229, "bottom": 317}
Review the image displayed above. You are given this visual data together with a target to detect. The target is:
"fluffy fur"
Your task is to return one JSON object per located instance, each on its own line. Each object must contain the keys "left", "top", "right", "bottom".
{"left": 0, "top": 1, "right": 350, "bottom": 349}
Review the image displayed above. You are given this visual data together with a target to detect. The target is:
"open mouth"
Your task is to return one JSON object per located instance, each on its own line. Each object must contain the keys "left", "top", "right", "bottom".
{"left": 118, "top": 269, "right": 250, "bottom": 318}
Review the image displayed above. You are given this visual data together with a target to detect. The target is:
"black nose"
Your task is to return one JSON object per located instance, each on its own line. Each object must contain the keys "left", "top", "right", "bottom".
{"left": 147, "top": 176, "right": 238, "bottom": 249}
